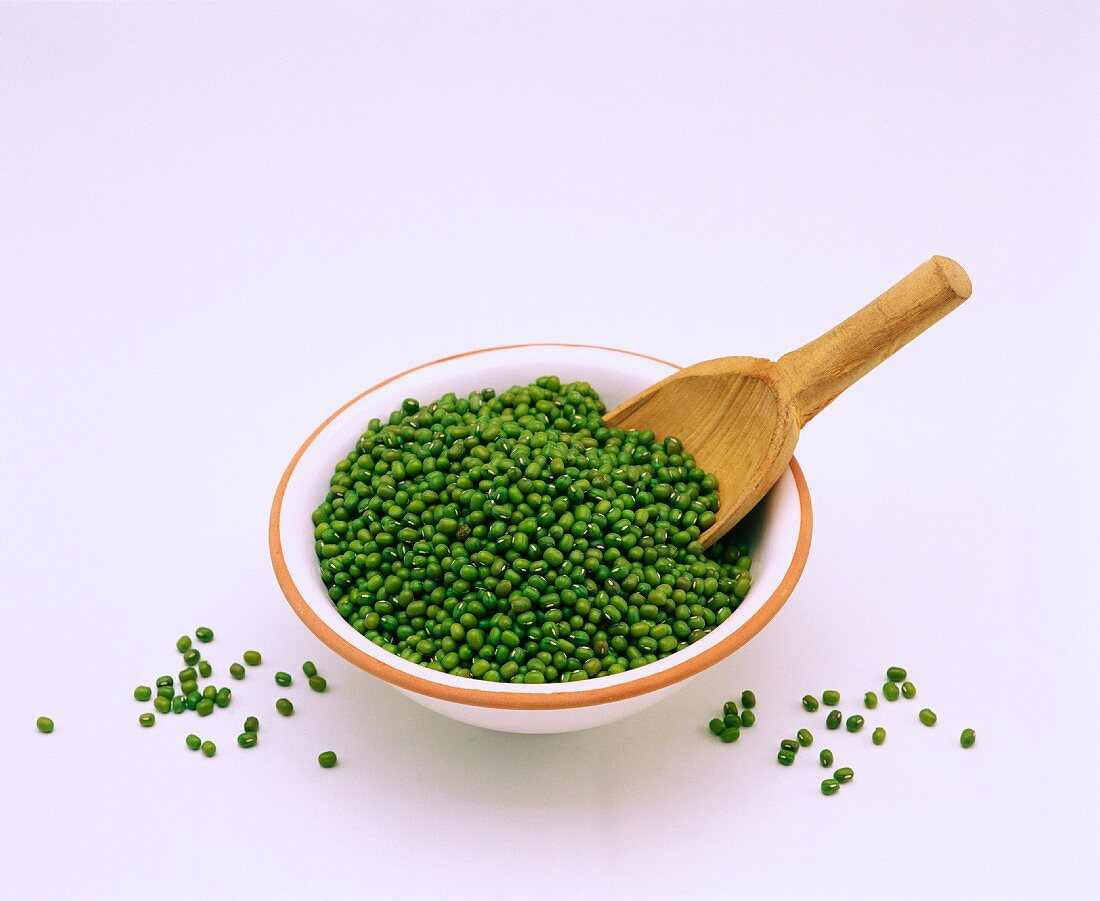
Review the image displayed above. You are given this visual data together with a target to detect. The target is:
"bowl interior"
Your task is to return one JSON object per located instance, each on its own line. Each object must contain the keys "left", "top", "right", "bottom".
{"left": 275, "top": 344, "right": 803, "bottom": 696}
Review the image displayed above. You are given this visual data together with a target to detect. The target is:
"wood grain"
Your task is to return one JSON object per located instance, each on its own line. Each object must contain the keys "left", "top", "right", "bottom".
{"left": 605, "top": 256, "right": 971, "bottom": 547}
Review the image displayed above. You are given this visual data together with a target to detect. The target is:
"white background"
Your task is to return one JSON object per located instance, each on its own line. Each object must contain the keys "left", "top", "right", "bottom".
{"left": 2, "top": 3, "right": 1097, "bottom": 899}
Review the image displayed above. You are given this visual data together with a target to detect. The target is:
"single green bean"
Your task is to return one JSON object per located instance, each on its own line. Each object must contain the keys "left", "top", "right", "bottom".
{"left": 318, "top": 751, "right": 338, "bottom": 768}
{"left": 960, "top": 728, "right": 976, "bottom": 748}
{"left": 919, "top": 708, "right": 937, "bottom": 726}
{"left": 36, "top": 716, "right": 54, "bottom": 733}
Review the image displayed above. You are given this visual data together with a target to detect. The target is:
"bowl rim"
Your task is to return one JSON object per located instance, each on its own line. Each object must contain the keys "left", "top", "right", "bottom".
{"left": 269, "top": 343, "right": 812, "bottom": 710}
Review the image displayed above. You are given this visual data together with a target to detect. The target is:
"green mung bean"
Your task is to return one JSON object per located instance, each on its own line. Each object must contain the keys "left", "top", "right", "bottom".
{"left": 134, "top": 686, "right": 152, "bottom": 702}
{"left": 846, "top": 715, "right": 864, "bottom": 733}
{"left": 176, "top": 635, "right": 192, "bottom": 652}
{"left": 183, "top": 649, "right": 200, "bottom": 666}
{"left": 139, "top": 713, "right": 155, "bottom": 727}
{"left": 318, "top": 751, "right": 338, "bottom": 769}
{"left": 719, "top": 727, "right": 740, "bottom": 743}
{"left": 740, "top": 710, "right": 755, "bottom": 728}
{"left": 198, "top": 661, "right": 212, "bottom": 678}
{"left": 202, "top": 686, "right": 216, "bottom": 701}
{"left": 960, "top": 728, "right": 976, "bottom": 748}
{"left": 883, "top": 681, "right": 900, "bottom": 701}
{"left": 872, "top": 727, "right": 886, "bottom": 745}
{"left": 777, "top": 750, "right": 795, "bottom": 766}
{"left": 864, "top": 691, "right": 878, "bottom": 709}
{"left": 186, "top": 734, "right": 201, "bottom": 750}
{"left": 723, "top": 712, "right": 741, "bottom": 729}
{"left": 276, "top": 698, "right": 293, "bottom": 716}
{"left": 237, "top": 732, "right": 258, "bottom": 749}
{"left": 797, "top": 728, "right": 813, "bottom": 747}
{"left": 819, "top": 749, "right": 833, "bottom": 767}
{"left": 185, "top": 691, "right": 202, "bottom": 710}
{"left": 708, "top": 718, "right": 724, "bottom": 736}
{"left": 215, "top": 687, "right": 232, "bottom": 708}
{"left": 886, "top": 666, "right": 907, "bottom": 682}
{"left": 195, "top": 627, "right": 214, "bottom": 643}
{"left": 834, "top": 766, "right": 854, "bottom": 784}
{"left": 826, "top": 710, "right": 842, "bottom": 730}
{"left": 303, "top": 661, "right": 318, "bottom": 678}
{"left": 153, "top": 696, "right": 171, "bottom": 714}
{"left": 156, "top": 676, "right": 173, "bottom": 689}
{"left": 201, "top": 740, "right": 216, "bottom": 757}
{"left": 741, "top": 690, "right": 756, "bottom": 709}
{"left": 822, "top": 690, "right": 840, "bottom": 706}
{"left": 821, "top": 778, "right": 840, "bottom": 796}
{"left": 156, "top": 686, "right": 174, "bottom": 700}
{"left": 919, "top": 708, "right": 937, "bottom": 726}
{"left": 244, "top": 716, "right": 259, "bottom": 733}
{"left": 312, "top": 377, "right": 752, "bottom": 683}
{"left": 172, "top": 695, "right": 185, "bottom": 714}
{"left": 902, "top": 681, "right": 916, "bottom": 699}
{"left": 723, "top": 700, "right": 738, "bottom": 717}
{"left": 780, "top": 739, "right": 799, "bottom": 753}
{"left": 180, "top": 680, "right": 198, "bottom": 696}
{"left": 230, "top": 663, "right": 246, "bottom": 680}
{"left": 196, "top": 699, "right": 214, "bottom": 717}
{"left": 802, "top": 695, "right": 819, "bottom": 712}
{"left": 178, "top": 667, "right": 197, "bottom": 683}
{"left": 243, "top": 650, "right": 262, "bottom": 666}
{"left": 308, "top": 676, "right": 327, "bottom": 693}
{"left": 275, "top": 672, "right": 292, "bottom": 687}
{"left": 36, "top": 716, "right": 54, "bottom": 733}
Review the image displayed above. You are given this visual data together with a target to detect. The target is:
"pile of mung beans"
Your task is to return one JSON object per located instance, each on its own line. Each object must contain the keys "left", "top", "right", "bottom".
{"left": 313, "top": 377, "right": 754, "bottom": 684}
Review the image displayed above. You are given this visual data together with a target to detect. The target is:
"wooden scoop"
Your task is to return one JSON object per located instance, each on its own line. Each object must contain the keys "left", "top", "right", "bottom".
{"left": 605, "top": 256, "right": 972, "bottom": 547}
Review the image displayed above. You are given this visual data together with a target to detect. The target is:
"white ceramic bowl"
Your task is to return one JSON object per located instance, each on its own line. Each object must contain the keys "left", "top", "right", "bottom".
{"left": 270, "top": 344, "right": 812, "bottom": 733}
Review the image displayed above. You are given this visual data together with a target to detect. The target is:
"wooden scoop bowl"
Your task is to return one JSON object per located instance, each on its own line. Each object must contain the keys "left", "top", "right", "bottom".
{"left": 605, "top": 256, "right": 972, "bottom": 547}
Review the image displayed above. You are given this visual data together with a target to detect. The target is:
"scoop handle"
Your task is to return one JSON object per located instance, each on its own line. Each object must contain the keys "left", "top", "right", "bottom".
{"left": 777, "top": 256, "right": 971, "bottom": 426}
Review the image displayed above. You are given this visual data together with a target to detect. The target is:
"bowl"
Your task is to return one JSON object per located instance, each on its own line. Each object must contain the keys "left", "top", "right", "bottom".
{"left": 269, "top": 344, "right": 812, "bottom": 733}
